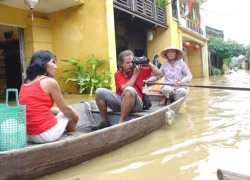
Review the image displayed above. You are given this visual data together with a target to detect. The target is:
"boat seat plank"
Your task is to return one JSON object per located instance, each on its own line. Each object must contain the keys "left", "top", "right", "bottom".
{"left": 90, "top": 104, "right": 165, "bottom": 117}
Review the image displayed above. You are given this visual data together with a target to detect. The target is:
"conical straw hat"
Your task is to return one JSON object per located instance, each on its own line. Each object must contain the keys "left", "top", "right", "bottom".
{"left": 160, "top": 45, "right": 183, "bottom": 60}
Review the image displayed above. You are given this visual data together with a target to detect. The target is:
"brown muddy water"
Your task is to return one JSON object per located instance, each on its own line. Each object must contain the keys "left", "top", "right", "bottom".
{"left": 41, "top": 70, "right": 250, "bottom": 180}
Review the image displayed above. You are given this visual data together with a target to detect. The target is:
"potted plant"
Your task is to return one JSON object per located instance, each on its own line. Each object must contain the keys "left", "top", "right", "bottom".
{"left": 61, "top": 55, "right": 112, "bottom": 95}
{"left": 156, "top": 0, "right": 170, "bottom": 9}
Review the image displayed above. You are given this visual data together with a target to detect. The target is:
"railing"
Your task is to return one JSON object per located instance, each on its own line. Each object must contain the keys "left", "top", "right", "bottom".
{"left": 186, "top": 19, "right": 203, "bottom": 35}
{"left": 180, "top": 16, "right": 203, "bottom": 35}
{"left": 113, "top": 0, "right": 167, "bottom": 27}
{"left": 114, "top": 0, "right": 131, "bottom": 9}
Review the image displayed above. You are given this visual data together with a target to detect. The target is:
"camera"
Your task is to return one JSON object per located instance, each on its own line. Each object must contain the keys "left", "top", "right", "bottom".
{"left": 133, "top": 56, "right": 149, "bottom": 66}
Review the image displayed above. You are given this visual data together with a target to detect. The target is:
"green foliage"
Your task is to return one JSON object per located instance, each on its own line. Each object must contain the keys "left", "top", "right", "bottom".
{"left": 156, "top": 0, "right": 170, "bottom": 9}
{"left": 61, "top": 55, "right": 112, "bottom": 95}
{"left": 208, "top": 36, "right": 247, "bottom": 60}
{"left": 223, "top": 58, "right": 234, "bottom": 68}
{"left": 208, "top": 36, "right": 247, "bottom": 73}
{"left": 211, "top": 66, "right": 223, "bottom": 76}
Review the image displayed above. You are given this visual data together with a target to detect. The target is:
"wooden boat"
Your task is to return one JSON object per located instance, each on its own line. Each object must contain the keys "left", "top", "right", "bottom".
{"left": 217, "top": 169, "right": 250, "bottom": 180}
{"left": 0, "top": 92, "right": 187, "bottom": 180}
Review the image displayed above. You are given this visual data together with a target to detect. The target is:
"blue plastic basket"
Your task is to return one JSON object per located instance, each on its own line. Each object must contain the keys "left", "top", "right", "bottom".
{"left": 0, "top": 89, "right": 26, "bottom": 151}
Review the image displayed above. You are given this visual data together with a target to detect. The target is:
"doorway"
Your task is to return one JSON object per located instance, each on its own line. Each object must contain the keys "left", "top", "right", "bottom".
{"left": 114, "top": 9, "right": 157, "bottom": 65}
{"left": 0, "top": 25, "right": 24, "bottom": 101}
{"left": 115, "top": 20, "right": 147, "bottom": 57}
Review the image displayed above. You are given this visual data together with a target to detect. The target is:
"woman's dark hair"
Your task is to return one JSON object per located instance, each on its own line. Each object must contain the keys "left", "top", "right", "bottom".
{"left": 25, "top": 50, "right": 55, "bottom": 82}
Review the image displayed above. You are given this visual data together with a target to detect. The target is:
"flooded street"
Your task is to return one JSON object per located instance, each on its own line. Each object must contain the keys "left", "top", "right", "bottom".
{"left": 43, "top": 70, "right": 250, "bottom": 180}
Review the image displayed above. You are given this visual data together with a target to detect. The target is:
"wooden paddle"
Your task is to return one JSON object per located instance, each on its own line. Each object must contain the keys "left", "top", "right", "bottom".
{"left": 146, "top": 82, "right": 250, "bottom": 91}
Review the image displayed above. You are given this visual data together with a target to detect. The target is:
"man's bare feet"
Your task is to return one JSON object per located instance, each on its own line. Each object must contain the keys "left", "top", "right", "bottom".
{"left": 90, "top": 121, "right": 108, "bottom": 131}
{"left": 118, "top": 120, "right": 125, "bottom": 123}
{"left": 66, "top": 132, "right": 78, "bottom": 136}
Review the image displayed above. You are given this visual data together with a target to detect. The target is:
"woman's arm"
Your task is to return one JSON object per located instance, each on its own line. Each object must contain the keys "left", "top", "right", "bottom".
{"left": 145, "top": 63, "right": 163, "bottom": 82}
{"left": 181, "top": 63, "right": 192, "bottom": 84}
{"left": 148, "top": 63, "right": 164, "bottom": 77}
{"left": 41, "top": 78, "right": 79, "bottom": 122}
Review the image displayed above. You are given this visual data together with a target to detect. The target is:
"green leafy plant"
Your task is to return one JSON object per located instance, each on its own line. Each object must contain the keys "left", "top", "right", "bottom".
{"left": 208, "top": 35, "right": 247, "bottom": 75}
{"left": 223, "top": 58, "right": 234, "bottom": 68}
{"left": 211, "top": 66, "right": 222, "bottom": 76}
{"left": 156, "top": 0, "right": 170, "bottom": 9}
{"left": 61, "top": 55, "right": 112, "bottom": 95}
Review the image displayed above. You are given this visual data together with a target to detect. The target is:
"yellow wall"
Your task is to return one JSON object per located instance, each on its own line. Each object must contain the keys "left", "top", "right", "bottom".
{"left": 241, "top": 62, "right": 246, "bottom": 69}
{"left": 0, "top": 5, "right": 27, "bottom": 27}
{"left": 180, "top": 29, "right": 209, "bottom": 78}
{"left": 48, "top": 0, "right": 115, "bottom": 92}
{"left": 147, "top": 23, "right": 180, "bottom": 64}
{"left": 187, "top": 48, "right": 203, "bottom": 78}
{"left": 105, "top": 0, "right": 117, "bottom": 91}
{"left": 1, "top": 0, "right": 209, "bottom": 94}
{"left": 203, "top": 42, "right": 209, "bottom": 77}
{"left": 0, "top": 1, "right": 116, "bottom": 93}
{"left": 169, "top": 20, "right": 181, "bottom": 48}
{"left": 24, "top": 17, "right": 52, "bottom": 62}
{"left": 0, "top": 5, "right": 52, "bottom": 62}
{"left": 147, "top": 28, "right": 169, "bottom": 63}
{"left": 147, "top": 4, "right": 180, "bottom": 64}
{"left": 148, "top": 2, "right": 207, "bottom": 79}
{"left": 147, "top": 2, "right": 209, "bottom": 78}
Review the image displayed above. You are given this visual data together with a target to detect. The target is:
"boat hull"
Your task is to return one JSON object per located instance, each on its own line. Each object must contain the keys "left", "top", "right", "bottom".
{"left": 0, "top": 94, "right": 186, "bottom": 180}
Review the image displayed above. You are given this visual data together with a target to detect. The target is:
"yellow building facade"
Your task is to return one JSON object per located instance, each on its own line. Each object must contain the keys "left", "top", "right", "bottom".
{"left": 0, "top": 0, "right": 208, "bottom": 95}
{"left": 147, "top": 0, "right": 209, "bottom": 78}
{"left": 0, "top": 0, "right": 117, "bottom": 93}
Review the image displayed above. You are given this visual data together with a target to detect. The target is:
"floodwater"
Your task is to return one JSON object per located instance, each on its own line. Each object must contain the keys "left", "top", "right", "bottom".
{"left": 42, "top": 70, "right": 250, "bottom": 180}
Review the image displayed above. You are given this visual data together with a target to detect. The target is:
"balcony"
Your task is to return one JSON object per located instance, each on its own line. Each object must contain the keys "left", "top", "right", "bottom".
{"left": 180, "top": 16, "right": 204, "bottom": 35}
{"left": 113, "top": 0, "right": 167, "bottom": 28}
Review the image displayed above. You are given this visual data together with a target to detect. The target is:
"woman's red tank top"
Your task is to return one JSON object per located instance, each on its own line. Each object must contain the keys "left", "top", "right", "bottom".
{"left": 19, "top": 77, "right": 57, "bottom": 135}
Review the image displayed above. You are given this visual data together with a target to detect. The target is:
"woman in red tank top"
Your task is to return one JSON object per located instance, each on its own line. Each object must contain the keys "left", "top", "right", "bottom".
{"left": 19, "top": 50, "right": 79, "bottom": 143}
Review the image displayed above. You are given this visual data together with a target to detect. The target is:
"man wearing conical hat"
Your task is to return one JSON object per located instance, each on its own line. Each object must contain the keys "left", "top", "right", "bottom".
{"left": 148, "top": 45, "right": 192, "bottom": 105}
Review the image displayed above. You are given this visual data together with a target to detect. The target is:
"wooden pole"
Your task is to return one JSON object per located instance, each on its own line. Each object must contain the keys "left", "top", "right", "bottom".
{"left": 146, "top": 82, "right": 250, "bottom": 91}
{"left": 217, "top": 169, "right": 250, "bottom": 180}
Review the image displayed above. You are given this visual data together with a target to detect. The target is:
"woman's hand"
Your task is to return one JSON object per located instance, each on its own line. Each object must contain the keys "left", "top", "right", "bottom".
{"left": 175, "top": 80, "right": 182, "bottom": 87}
{"left": 68, "top": 106, "right": 79, "bottom": 123}
{"left": 145, "top": 76, "right": 158, "bottom": 82}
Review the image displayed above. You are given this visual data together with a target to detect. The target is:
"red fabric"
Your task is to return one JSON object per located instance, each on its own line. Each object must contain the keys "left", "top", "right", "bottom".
{"left": 188, "top": 0, "right": 192, "bottom": 13}
{"left": 19, "top": 78, "right": 57, "bottom": 135}
{"left": 115, "top": 67, "right": 151, "bottom": 99}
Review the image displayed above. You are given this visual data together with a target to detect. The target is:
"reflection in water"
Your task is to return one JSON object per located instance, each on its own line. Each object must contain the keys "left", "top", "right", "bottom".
{"left": 41, "top": 70, "right": 250, "bottom": 180}
{"left": 110, "top": 161, "right": 154, "bottom": 174}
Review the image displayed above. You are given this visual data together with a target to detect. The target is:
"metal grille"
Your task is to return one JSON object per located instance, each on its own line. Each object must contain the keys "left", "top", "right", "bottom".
{"left": 114, "top": 0, "right": 166, "bottom": 27}
{"left": 114, "top": 0, "right": 132, "bottom": 9}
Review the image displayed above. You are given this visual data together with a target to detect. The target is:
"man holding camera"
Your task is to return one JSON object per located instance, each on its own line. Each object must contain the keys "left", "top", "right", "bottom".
{"left": 91, "top": 50, "right": 162, "bottom": 130}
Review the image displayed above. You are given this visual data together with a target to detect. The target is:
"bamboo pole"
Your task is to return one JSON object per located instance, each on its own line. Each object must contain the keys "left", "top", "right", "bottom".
{"left": 146, "top": 82, "right": 250, "bottom": 91}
